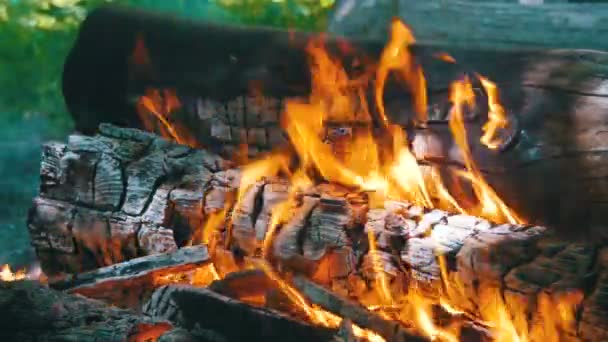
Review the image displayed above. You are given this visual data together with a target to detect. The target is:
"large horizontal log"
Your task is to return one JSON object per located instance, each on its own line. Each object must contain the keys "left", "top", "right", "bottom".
{"left": 62, "top": 5, "right": 608, "bottom": 236}
{"left": 330, "top": 0, "right": 608, "bottom": 51}
{"left": 0, "top": 280, "right": 182, "bottom": 341}
{"left": 292, "top": 276, "right": 427, "bottom": 342}
{"left": 30, "top": 126, "right": 608, "bottom": 340}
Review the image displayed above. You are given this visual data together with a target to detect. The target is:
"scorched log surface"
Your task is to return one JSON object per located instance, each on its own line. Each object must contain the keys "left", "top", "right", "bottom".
{"left": 62, "top": 5, "right": 608, "bottom": 237}
{"left": 28, "top": 124, "right": 227, "bottom": 275}
{"left": 143, "top": 285, "right": 337, "bottom": 342}
{"left": 49, "top": 245, "right": 210, "bottom": 310}
{"left": 28, "top": 125, "right": 608, "bottom": 341}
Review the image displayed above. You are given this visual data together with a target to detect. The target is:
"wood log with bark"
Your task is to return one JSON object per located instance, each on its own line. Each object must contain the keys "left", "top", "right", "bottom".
{"left": 60, "top": 5, "right": 608, "bottom": 237}
{"left": 28, "top": 125, "right": 608, "bottom": 341}
{"left": 329, "top": 0, "right": 608, "bottom": 51}
{"left": 0, "top": 280, "right": 184, "bottom": 341}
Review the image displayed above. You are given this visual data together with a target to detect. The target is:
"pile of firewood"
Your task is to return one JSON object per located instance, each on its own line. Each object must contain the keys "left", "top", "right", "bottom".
{"left": 12, "top": 5, "right": 608, "bottom": 341}
{"left": 22, "top": 124, "right": 607, "bottom": 341}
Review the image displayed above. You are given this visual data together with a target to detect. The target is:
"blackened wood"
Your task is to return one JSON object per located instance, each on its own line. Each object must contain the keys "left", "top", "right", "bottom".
{"left": 292, "top": 276, "right": 427, "bottom": 342}
{"left": 143, "top": 284, "right": 337, "bottom": 342}
{"left": 0, "top": 280, "right": 178, "bottom": 342}
{"left": 49, "top": 245, "right": 209, "bottom": 310}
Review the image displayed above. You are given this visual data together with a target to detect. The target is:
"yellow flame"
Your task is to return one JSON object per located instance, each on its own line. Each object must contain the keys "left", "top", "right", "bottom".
{"left": 478, "top": 75, "right": 510, "bottom": 150}
{"left": 447, "top": 78, "right": 522, "bottom": 224}
{"left": 376, "top": 18, "right": 427, "bottom": 125}
{"left": 255, "top": 259, "right": 385, "bottom": 342}
{"left": 237, "top": 152, "right": 290, "bottom": 206}
{"left": 366, "top": 230, "right": 394, "bottom": 305}
{"left": 0, "top": 264, "right": 25, "bottom": 282}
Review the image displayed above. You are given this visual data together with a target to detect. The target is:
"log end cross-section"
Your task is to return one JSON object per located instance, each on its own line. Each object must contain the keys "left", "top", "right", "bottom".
{"left": 28, "top": 124, "right": 226, "bottom": 276}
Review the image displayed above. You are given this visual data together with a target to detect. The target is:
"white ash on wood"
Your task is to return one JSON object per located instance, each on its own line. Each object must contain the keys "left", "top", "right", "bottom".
{"left": 49, "top": 245, "right": 210, "bottom": 310}
{"left": 29, "top": 125, "right": 608, "bottom": 340}
{"left": 28, "top": 124, "right": 227, "bottom": 275}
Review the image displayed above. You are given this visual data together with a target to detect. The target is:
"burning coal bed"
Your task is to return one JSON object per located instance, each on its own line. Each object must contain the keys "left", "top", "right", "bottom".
{"left": 14, "top": 14, "right": 608, "bottom": 342}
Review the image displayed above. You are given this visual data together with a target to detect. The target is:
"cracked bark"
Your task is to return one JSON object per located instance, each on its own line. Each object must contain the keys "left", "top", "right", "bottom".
{"left": 30, "top": 125, "right": 608, "bottom": 340}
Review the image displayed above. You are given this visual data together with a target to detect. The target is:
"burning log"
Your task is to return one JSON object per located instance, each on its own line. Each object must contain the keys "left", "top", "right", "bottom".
{"left": 50, "top": 245, "right": 210, "bottom": 310}
{"left": 29, "top": 124, "right": 608, "bottom": 340}
{"left": 0, "top": 280, "right": 182, "bottom": 341}
{"left": 292, "top": 276, "right": 427, "bottom": 342}
{"left": 28, "top": 124, "right": 227, "bottom": 275}
{"left": 143, "top": 284, "right": 337, "bottom": 341}
{"left": 62, "top": 5, "right": 608, "bottom": 236}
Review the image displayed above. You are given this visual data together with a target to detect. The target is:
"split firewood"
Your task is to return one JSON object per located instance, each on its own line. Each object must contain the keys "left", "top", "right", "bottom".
{"left": 0, "top": 280, "right": 184, "bottom": 341}
{"left": 50, "top": 245, "right": 210, "bottom": 310}
{"left": 143, "top": 284, "right": 337, "bottom": 342}
{"left": 28, "top": 123, "right": 227, "bottom": 275}
{"left": 292, "top": 275, "right": 427, "bottom": 342}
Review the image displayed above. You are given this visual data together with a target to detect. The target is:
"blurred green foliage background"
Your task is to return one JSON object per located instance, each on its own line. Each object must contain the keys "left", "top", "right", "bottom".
{"left": 0, "top": 0, "right": 333, "bottom": 266}
{"left": 0, "top": 0, "right": 335, "bottom": 134}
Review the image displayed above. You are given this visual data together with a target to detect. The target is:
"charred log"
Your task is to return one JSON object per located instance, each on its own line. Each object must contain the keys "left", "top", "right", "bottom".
{"left": 143, "top": 284, "right": 337, "bottom": 342}
{"left": 28, "top": 124, "right": 226, "bottom": 276}
{"left": 29, "top": 126, "right": 608, "bottom": 341}
{"left": 0, "top": 280, "right": 181, "bottom": 342}
{"left": 50, "top": 245, "right": 210, "bottom": 310}
{"left": 61, "top": 5, "right": 608, "bottom": 237}
{"left": 292, "top": 276, "right": 427, "bottom": 342}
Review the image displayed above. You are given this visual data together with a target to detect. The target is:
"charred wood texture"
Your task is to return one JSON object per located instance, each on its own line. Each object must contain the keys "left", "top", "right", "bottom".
{"left": 142, "top": 284, "right": 337, "bottom": 342}
{"left": 28, "top": 124, "right": 226, "bottom": 276}
{"left": 0, "top": 280, "right": 182, "bottom": 341}
{"left": 292, "top": 276, "right": 427, "bottom": 342}
{"left": 62, "top": 5, "right": 608, "bottom": 236}
{"left": 30, "top": 126, "right": 608, "bottom": 341}
{"left": 50, "top": 245, "right": 210, "bottom": 310}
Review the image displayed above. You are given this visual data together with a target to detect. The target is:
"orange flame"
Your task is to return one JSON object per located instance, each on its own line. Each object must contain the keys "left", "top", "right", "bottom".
{"left": 0, "top": 264, "right": 26, "bottom": 282}
{"left": 433, "top": 52, "right": 457, "bottom": 64}
{"left": 375, "top": 18, "right": 427, "bottom": 125}
{"left": 137, "top": 88, "right": 198, "bottom": 147}
{"left": 183, "top": 16, "right": 576, "bottom": 342}
{"left": 447, "top": 77, "right": 522, "bottom": 224}
{"left": 256, "top": 260, "right": 385, "bottom": 342}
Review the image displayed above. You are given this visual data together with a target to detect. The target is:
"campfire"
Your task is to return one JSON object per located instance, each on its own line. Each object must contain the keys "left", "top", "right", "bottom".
{"left": 13, "top": 5, "right": 608, "bottom": 342}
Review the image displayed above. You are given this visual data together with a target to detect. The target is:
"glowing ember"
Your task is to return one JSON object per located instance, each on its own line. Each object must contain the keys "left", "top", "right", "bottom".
{"left": 137, "top": 88, "right": 198, "bottom": 147}
{"left": 0, "top": 264, "right": 26, "bottom": 282}
{"left": 478, "top": 75, "right": 511, "bottom": 149}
